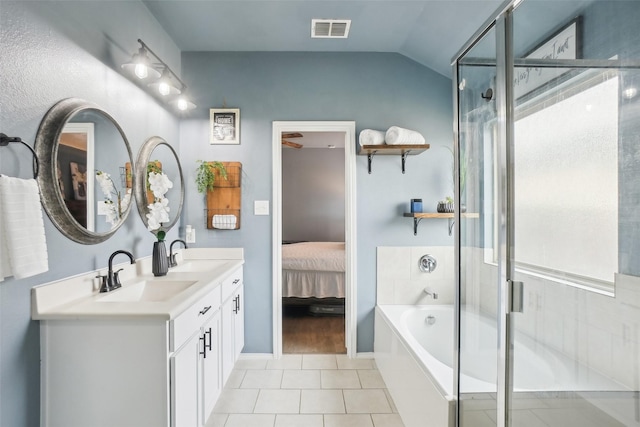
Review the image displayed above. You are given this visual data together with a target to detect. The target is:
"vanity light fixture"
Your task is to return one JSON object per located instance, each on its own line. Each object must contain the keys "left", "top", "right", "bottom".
{"left": 122, "top": 39, "right": 197, "bottom": 112}
{"left": 148, "top": 69, "right": 181, "bottom": 97}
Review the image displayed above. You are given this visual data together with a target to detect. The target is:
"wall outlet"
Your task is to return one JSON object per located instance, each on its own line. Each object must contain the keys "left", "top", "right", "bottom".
{"left": 185, "top": 225, "right": 196, "bottom": 243}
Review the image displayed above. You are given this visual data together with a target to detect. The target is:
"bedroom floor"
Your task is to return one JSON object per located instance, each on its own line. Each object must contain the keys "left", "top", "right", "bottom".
{"left": 208, "top": 354, "right": 405, "bottom": 427}
{"left": 282, "top": 306, "right": 346, "bottom": 354}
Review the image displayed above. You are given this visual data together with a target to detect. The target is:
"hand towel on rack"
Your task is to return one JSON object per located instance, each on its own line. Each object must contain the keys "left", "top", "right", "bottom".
{"left": 385, "top": 126, "right": 426, "bottom": 145}
{"left": 0, "top": 176, "right": 49, "bottom": 281}
{"left": 358, "top": 129, "right": 385, "bottom": 146}
{"left": 212, "top": 214, "right": 237, "bottom": 230}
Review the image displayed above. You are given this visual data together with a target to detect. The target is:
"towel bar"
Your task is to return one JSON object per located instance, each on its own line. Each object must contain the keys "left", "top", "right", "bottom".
{"left": 0, "top": 133, "right": 39, "bottom": 178}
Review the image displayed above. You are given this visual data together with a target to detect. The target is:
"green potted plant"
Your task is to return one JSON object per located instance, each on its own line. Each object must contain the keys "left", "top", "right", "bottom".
{"left": 195, "top": 160, "right": 228, "bottom": 194}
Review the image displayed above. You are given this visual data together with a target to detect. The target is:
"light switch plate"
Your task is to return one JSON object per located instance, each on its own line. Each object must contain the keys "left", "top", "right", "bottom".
{"left": 254, "top": 200, "right": 270, "bottom": 215}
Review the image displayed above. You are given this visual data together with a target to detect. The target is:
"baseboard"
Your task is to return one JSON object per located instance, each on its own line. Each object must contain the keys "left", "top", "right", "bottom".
{"left": 238, "top": 353, "right": 274, "bottom": 360}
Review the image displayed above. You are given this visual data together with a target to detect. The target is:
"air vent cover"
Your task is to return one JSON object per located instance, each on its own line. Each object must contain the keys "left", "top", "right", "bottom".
{"left": 311, "top": 19, "right": 351, "bottom": 38}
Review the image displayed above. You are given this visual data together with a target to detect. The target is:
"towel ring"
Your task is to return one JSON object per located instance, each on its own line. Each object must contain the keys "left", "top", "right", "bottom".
{"left": 0, "top": 133, "right": 39, "bottom": 178}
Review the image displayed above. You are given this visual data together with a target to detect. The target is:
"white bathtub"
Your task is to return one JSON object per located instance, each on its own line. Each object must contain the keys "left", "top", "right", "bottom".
{"left": 375, "top": 304, "right": 624, "bottom": 427}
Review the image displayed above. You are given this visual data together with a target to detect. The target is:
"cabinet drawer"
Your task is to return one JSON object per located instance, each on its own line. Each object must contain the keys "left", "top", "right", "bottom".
{"left": 221, "top": 267, "right": 243, "bottom": 302}
{"left": 170, "top": 286, "right": 221, "bottom": 351}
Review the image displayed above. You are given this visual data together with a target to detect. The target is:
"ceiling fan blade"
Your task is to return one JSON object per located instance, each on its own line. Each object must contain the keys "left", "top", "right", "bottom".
{"left": 282, "top": 139, "right": 303, "bottom": 149}
{"left": 282, "top": 132, "right": 303, "bottom": 139}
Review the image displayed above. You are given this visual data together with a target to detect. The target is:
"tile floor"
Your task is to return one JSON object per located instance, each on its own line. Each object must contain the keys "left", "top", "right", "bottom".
{"left": 207, "top": 354, "right": 406, "bottom": 427}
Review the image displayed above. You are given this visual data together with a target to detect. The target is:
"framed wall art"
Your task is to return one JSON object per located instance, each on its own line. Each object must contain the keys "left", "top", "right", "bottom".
{"left": 210, "top": 108, "right": 240, "bottom": 145}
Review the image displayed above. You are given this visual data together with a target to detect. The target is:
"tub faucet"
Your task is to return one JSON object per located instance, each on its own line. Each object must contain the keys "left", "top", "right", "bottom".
{"left": 168, "top": 239, "right": 188, "bottom": 268}
{"left": 100, "top": 250, "right": 135, "bottom": 293}
{"left": 423, "top": 287, "right": 438, "bottom": 299}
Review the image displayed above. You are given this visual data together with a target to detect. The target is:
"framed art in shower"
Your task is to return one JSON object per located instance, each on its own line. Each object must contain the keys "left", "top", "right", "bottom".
{"left": 514, "top": 17, "right": 582, "bottom": 99}
{"left": 210, "top": 108, "right": 240, "bottom": 145}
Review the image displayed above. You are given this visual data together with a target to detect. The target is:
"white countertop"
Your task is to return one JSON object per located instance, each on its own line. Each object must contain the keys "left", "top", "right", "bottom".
{"left": 31, "top": 248, "right": 244, "bottom": 321}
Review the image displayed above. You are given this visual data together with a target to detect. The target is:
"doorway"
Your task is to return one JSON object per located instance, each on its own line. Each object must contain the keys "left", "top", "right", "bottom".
{"left": 272, "top": 121, "right": 357, "bottom": 358}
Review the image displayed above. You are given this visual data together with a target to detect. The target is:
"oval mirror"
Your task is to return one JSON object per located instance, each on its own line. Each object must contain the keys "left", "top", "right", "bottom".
{"left": 35, "top": 98, "right": 134, "bottom": 244}
{"left": 134, "top": 136, "right": 184, "bottom": 237}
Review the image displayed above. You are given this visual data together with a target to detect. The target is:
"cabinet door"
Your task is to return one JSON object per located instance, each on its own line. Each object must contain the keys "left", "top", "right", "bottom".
{"left": 221, "top": 295, "right": 234, "bottom": 386}
{"left": 171, "top": 332, "right": 200, "bottom": 427}
{"left": 201, "top": 311, "right": 221, "bottom": 424}
{"left": 233, "top": 284, "right": 245, "bottom": 362}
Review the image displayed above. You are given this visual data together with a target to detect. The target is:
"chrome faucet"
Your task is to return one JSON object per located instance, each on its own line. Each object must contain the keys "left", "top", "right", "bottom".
{"left": 423, "top": 287, "right": 438, "bottom": 299}
{"left": 99, "top": 250, "right": 135, "bottom": 293}
{"left": 168, "top": 239, "right": 188, "bottom": 268}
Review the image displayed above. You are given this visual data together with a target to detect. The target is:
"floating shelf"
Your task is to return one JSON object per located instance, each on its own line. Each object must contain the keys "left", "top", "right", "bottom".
{"left": 357, "top": 144, "right": 430, "bottom": 174}
{"left": 403, "top": 212, "right": 480, "bottom": 236}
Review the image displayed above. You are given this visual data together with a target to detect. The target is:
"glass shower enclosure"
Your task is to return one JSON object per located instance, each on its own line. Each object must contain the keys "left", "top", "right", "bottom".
{"left": 453, "top": 1, "right": 640, "bottom": 426}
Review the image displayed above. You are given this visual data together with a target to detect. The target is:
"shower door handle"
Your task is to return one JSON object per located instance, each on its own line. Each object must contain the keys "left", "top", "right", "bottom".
{"left": 508, "top": 280, "right": 524, "bottom": 313}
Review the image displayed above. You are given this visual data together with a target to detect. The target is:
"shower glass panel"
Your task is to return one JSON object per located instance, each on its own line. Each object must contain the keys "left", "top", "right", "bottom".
{"left": 456, "top": 24, "right": 500, "bottom": 427}
{"left": 507, "top": 1, "right": 640, "bottom": 426}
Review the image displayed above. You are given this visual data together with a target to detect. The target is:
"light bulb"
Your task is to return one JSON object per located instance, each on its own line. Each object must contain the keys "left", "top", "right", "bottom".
{"left": 134, "top": 63, "right": 148, "bottom": 79}
{"left": 158, "top": 82, "right": 170, "bottom": 96}
{"left": 177, "top": 98, "right": 188, "bottom": 111}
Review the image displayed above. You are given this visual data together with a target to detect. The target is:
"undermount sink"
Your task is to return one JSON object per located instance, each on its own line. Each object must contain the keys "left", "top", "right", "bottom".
{"left": 97, "top": 280, "right": 198, "bottom": 303}
{"left": 168, "top": 259, "right": 226, "bottom": 273}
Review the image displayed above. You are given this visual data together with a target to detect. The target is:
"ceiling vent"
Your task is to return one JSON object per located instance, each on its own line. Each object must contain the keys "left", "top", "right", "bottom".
{"left": 311, "top": 19, "right": 351, "bottom": 38}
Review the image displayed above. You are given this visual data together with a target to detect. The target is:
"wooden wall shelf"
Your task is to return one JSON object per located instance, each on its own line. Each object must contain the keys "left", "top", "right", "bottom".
{"left": 403, "top": 212, "right": 479, "bottom": 236}
{"left": 206, "top": 162, "right": 242, "bottom": 230}
{"left": 357, "top": 144, "right": 430, "bottom": 174}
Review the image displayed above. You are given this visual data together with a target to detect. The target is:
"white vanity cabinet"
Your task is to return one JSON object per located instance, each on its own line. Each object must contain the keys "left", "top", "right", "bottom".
{"left": 34, "top": 253, "right": 245, "bottom": 427}
{"left": 221, "top": 267, "right": 245, "bottom": 385}
{"left": 170, "top": 286, "right": 222, "bottom": 427}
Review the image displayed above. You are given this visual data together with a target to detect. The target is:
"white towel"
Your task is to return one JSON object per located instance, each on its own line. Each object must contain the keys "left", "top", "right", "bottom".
{"left": 385, "top": 126, "right": 426, "bottom": 145}
{"left": 358, "top": 129, "right": 385, "bottom": 146}
{"left": 0, "top": 176, "right": 49, "bottom": 281}
{"left": 212, "top": 214, "right": 237, "bottom": 230}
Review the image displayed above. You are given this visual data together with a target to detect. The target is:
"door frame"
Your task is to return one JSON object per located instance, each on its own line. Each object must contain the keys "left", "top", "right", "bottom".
{"left": 271, "top": 121, "right": 357, "bottom": 358}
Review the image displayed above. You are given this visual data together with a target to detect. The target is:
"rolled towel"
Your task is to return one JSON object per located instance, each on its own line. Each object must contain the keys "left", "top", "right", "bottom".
{"left": 358, "top": 129, "right": 385, "bottom": 146}
{"left": 212, "top": 214, "right": 237, "bottom": 230}
{"left": 385, "top": 126, "right": 426, "bottom": 145}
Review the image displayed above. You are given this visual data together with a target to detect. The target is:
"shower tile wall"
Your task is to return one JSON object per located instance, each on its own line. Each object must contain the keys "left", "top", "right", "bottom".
{"left": 376, "top": 246, "right": 455, "bottom": 305}
{"left": 471, "top": 247, "right": 640, "bottom": 391}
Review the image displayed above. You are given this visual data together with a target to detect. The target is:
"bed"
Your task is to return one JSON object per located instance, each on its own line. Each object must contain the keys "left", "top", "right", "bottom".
{"left": 282, "top": 242, "right": 345, "bottom": 302}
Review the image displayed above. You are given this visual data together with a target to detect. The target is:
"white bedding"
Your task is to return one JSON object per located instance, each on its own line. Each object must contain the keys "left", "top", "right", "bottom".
{"left": 282, "top": 242, "right": 345, "bottom": 299}
{"left": 282, "top": 242, "right": 345, "bottom": 272}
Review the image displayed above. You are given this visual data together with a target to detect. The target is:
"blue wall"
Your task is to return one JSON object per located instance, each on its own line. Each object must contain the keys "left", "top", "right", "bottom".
{"left": 178, "top": 51, "right": 454, "bottom": 354}
{"left": 0, "top": 3, "right": 455, "bottom": 426}
{"left": 0, "top": 2, "right": 181, "bottom": 425}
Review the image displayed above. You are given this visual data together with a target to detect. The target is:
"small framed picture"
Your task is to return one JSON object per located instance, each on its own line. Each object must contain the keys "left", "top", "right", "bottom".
{"left": 210, "top": 108, "right": 240, "bottom": 145}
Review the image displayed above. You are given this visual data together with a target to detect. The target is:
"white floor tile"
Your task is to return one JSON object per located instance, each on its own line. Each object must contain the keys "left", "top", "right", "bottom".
{"left": 224, "top": 414, "right": 276, "bottom": 427}
{"left": 321, "top": 370, "right": 361, "bottom": 389}
{"left": 241, "top": 369, "right": 283, "bottom": 389}
{"left": 300, "top": 389, "right": 346, "bottom": 414}
{"left": 324, "top": 414, "right": 374, "bottom": 427}
{"left": 226, "top": 370, "right": 246, "bottom": 389}
{"left": 371, "top": 413, "right": 405, "bottom": 427}
{"left": 344, "top": 389, "right": 392, "bottom": 414}
{"left": 357, "top": 370, "right": 385, "bottom": 388}
{"left": 281, "top": 369, "right": 321, "bottom": 389}
{"left": 302, "top": 354, "right": 338, "bottom": 370}
{"left": 336, "top": 355, "right": 375, "bottom": 370}
{"left": 214, "top": 388, "right": 259, "bottom": 414}
{"left": 275, "top": 414, "right": 323, "bottom": 427}
{"left": 204, "top": 413, "right": 228, "bottom": 427}
{"left": 235, "top": 358, "right": 269, "bottom": 370}
{"left": 461, "top": 410, "right": 496, "bottom": 427}
{"left": 267, "top": 355, "right": 303, "bottom": 370}
{"left": 254, "top": 389, "right": 301, "bottom": 414}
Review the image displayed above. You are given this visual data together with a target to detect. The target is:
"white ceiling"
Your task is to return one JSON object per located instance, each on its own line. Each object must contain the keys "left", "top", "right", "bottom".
{"left": 143, "top": 0, "right": 505, "bottom": 77}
